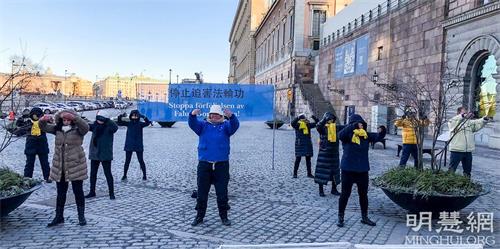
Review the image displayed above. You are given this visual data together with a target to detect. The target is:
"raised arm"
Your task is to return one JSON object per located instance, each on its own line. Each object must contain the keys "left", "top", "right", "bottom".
{"left": 74, "top": 116, "right": 90, "bottom": 136}
{"left": 309, "top": 115, "right": 319, "bottom": 129}
{"left": 140, "top": 115, "right": 152, "bottom": 128}
{"left": 108, "top": 120, "right": 119, "bottom": 133}
{"left": 39, "top": 116, "right": 56, "bottom": 135}
{"left": 116, "top": 114, "right": 129, "bottom": 127}
{"left": 471, "top": 118, "right": 487, "bottom": 132}
{"left": 291, "top": 116, "right": 300, "bottom": 129}
{"left": 338, "top": 123, "right": 355, "bottom": 143}
{"left": 225, "top": 114, "right": 240, "bottom": 136}
{"left": 188, "top": 110, "right": 204, "bottom": 136}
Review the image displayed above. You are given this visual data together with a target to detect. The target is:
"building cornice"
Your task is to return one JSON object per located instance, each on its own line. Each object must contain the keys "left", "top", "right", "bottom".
{"left": 255, "top": 0, "right": 282, "bottom": 36}
{"left": 443, "top": 2, "right": 500, "bottom": 28}
{"left": 229, "top": 0, "right": 246, "bottom": 42}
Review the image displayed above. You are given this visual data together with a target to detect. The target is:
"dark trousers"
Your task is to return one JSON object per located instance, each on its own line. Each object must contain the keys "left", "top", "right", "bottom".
{"left": 448, "top": 151, "right": 473, "bottom": 177}
{"left": 399, "top": 144, "right": 418, "bottom": 167}
{"left": 56, "top": 179, "right": 84, "bottom": 209}
{"left": 123, "top": 151, "right": 146, "bottom": 177}
{"left": 89, "top": 160, "right": 114, "bottom": 195}
{"left": 294, "top": 156, "right": 312, "bottom": 175}
{"left": 196, "top": 161, "right": 230, "bottom": 218}
{"left": 24, "top": 153, "right": 50, "bottom": 180}
{"left": 338, "top": 170, "right": 369, "bottom": 216}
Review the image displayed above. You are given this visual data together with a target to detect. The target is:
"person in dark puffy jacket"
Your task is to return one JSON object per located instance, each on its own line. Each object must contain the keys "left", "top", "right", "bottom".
{"left": 85, "top": 111, "right": 118, "bottom": 199}
{"left": 117, "top": 110, "right": 151, "bottom": 181}
{"left": 337, "top": 114, "right": 379, "bottom": 228}
{"left": 314, "top": 112, "right": 344, "bottom": 197}
{"left": 15, "top": 107, "right": 51, "bottom": 182}
{"left": 291, "top": 113, "right": 318, "bottom": 178}
{"left": 188, "top": 105, "right": 239, "bottom": 227}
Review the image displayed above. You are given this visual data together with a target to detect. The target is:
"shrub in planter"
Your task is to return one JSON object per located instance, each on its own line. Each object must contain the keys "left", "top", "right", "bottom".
{"left": 373, "top": 167, "right": 486, "bottom": 213}
{"left": 0, "top": 168, "right": 41, "bottom": 217}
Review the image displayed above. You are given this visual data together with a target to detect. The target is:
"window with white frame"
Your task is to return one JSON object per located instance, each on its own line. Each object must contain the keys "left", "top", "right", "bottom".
{"left": 312, "top": 9, "right": 326, "bottom": 37}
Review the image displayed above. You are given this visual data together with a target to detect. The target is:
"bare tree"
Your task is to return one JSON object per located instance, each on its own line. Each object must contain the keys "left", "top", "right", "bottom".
{"left": 0, "top": 55, "right": 43, "bottom": 154}
{"left": 369, "top": 66, "right": 464, "bottom": 171}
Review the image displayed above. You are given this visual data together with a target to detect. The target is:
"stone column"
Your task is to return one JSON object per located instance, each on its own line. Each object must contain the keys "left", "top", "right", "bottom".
{"left": 488, "top": 73, "right": 500, "bottom": 149}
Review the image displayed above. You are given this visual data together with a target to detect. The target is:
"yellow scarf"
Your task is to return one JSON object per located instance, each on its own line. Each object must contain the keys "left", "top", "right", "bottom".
{"left": 326, "top": 123, "right": 336, "bottom": 142}
{"left": 31, "top": 121, "right": 41, "bottom": 136}
{"left": 351, "top": 128, "right": 367, "bottom": 145}
{"left": 298, "top": 120, "right": 309, "bottom": 135}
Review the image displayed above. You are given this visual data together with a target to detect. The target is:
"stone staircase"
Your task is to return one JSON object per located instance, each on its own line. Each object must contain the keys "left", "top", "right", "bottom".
{"left": 298, "top": 83, "right": 337, "bottom": 118}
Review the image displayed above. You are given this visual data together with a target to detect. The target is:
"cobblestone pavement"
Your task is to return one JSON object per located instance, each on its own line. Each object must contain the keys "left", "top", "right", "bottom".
{"left": 1, "top": 110, "right": 499, "bottom": 248}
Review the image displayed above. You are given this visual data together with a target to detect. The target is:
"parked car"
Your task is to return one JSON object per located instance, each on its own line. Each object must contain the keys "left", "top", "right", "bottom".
{"left": 66, "top": 102, "right": 85, "bottom": 111}
{"left": 32, "top": 103, "right": 59, "bottom": 114}
{"left": 114, "top": 101, "right": 128, "bottom": 109}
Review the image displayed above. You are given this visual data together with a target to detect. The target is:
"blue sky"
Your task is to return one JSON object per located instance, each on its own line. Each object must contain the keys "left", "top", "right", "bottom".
{"left": 0, "top": 0, "right": 238, "bottom": 83}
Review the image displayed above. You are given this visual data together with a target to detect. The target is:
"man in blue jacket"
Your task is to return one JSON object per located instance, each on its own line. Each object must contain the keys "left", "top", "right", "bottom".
{"left": 337, "top": 114, "right": 378, "bottom": 228}
{"left": 189, "top": 104, "right": 239, "bottom": 226}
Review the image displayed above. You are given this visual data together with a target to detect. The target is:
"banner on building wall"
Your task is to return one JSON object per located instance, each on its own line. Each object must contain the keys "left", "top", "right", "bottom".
{"left": 137, "top": 83, "right": 275, "bottom": 121}
{"left": 334, "top": 34, "right": 371, "bottom": 79}
{"left": 334, "top": 46, "right": 345, "bottom": 79}
{"left": 355, "top": 34, "right": 370, "bottom": 75}
{"left": 343, "top": 42, "right": 356, "bottom": 76}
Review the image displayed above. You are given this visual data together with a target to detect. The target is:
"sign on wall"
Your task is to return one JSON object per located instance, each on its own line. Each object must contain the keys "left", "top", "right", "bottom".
{"left": 137, "top": 83, "right": 274, "bottom": 121}
{"left": 334, "top": 34, "right": 370, "bottom": 79}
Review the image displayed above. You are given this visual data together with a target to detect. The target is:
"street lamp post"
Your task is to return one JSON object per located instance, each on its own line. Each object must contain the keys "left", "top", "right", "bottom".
{"left": 169, "top": 69, "right": 172, "bottom": 84}
{"left": 64, "top": 69, "right": 68, "bottom": 103}
{"left": 176, "top": 75, "right": 179, "bottom": 84}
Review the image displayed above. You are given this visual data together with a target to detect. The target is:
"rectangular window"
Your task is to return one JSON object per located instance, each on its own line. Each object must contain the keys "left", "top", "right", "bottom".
{"left": 327, "top": 63, "right": 332, "bottom": 75}
{"left": 289, "top": 13, "right": 294, "bottom": 40}
{"left": 312, "top": 10, "right": 326, "bottom": 37}
{"left": 277, "top": 26, "right": 280, "bottom": 52}
{"left": 282, "top": 21, "right": 286, "bottom": 45}
{"left": 377, "top": 46, "right": 383, "bottom": 61}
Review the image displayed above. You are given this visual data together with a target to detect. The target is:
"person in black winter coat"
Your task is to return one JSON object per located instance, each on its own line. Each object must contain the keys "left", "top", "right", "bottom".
{"left": 117, "top": 110, "right": 151, "bottom": 181}
{"left": 291, "top": 113, "right": 318, "bottom": 178}
{"left": 85, "top": 111, "right": 118, "bottom": 199}
{"left": 314, "top": 112, "right": 344, "bottom": 197}
{"left": 14, "top": 107, "right": 51, "bottom": 182}
{"left": 337, "top": 114, "right": 379, "bottom": 228}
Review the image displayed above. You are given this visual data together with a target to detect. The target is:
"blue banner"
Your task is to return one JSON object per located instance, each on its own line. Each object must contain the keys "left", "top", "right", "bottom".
{"left": 334, "top": 46, "right": 344, "bottom": 79}
{"left": 137, "top": 83, "right": 275, "bottom": 121}
{"left": 343, "top": 42, "right": 356, "bottom": 76}
{"left": 355, "top": 34, "right": 370, "bottom": 75}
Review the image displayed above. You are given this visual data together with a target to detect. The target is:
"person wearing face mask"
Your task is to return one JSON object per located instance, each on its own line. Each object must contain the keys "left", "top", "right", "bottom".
{"left": 117, "top": 110, "right": 151, "bottom": 181}
{"left": 14, "top": 107, "right": 51, "bottom": 182}
{"left": 291, "top": 113, "right": 319, "bottom": 178}
{"left": 85, "top": 111, "right": 118, "bottom": 199}
{"left": 188, "top": 104, "right": 239, "bottom": 226}
{"left": 39, "top": 110, "right": 89, "bottom": 227}
{"left": 337, "top": 114, "right": 380, "bottom": 228}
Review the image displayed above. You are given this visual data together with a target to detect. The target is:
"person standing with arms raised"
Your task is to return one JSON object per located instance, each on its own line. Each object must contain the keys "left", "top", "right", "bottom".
{"left": 188, "top": 105, "right": 239, "bottom": 226}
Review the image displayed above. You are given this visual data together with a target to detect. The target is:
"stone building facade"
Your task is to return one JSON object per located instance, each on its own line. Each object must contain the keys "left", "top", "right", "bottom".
{"left": 228, "top": 0, "right": 268, "bottom": 83}
{"left": 317, "top": 0, "right": 447, "bottom": 130}
{"left": 254, "top": 0, "right": 351, "bottom": 117}
{"left": 444, "top": 0, "right": 500, "bottom": 148}
{"left": 97, "top": 74, "right": 168, "bottom": 100}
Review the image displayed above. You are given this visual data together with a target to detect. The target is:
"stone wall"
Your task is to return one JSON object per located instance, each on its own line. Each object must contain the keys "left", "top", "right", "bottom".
{"left": 318, "top": 0, "right": 446, "bottom": 126}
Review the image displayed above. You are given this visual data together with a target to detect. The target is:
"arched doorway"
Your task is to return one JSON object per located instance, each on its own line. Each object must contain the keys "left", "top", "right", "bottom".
{"left": 464, "top": 52, "right": 498, "bottom": 117}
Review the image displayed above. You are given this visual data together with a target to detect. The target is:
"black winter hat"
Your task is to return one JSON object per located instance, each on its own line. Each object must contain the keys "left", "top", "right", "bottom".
{"left": 30, "top": 107, "right": 43, "bottom": 120}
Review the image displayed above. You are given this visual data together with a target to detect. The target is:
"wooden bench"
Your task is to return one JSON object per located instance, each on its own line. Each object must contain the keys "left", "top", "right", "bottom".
{"left": 370, "top": 138, "right": 387, "bottom": 149}
{"left": 397, "top": 144, "right": 434, "bottom": 157}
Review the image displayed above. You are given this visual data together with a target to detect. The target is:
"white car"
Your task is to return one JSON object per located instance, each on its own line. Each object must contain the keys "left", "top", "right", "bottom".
{"left": 33, "top": 103, "right": 59, "bottom": 114}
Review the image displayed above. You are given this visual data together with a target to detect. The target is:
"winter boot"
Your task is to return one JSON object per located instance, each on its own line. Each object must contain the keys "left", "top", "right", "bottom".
{"left": 219, "top": 209, "right": 231, "bottom": 226}
{"left": 336, "top": 213, "right": 345, "bottom": 228}
{"left": 361, "top": 215, "right": 376, "bottom": 226}
{"left": 191, "top": 209, "right": 205, "bottom": 226}
{"left": 121, "top": 175, "right": 127, "bottom": 181}
{"left": 47, "top": 205, "right": 64, "bottom": 227}
{"left": 293, "top": 164, "right": 299, "bottom": 178}
{"left": 318, "top": 184, "right": 325, "bottom": 197}
{"left": 77, "top": 205, "right": 87, "bottom": 226}
{"left": 331, "top": 185, "right": 341, "bottom": 196}
{"left": 84, "top": 192, "right": 96, "bottom": 198}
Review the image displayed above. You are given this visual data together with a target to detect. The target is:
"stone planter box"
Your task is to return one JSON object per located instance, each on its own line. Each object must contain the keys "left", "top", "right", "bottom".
{"left": 1, "top": 184, "right": 41, "bottom": 217}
